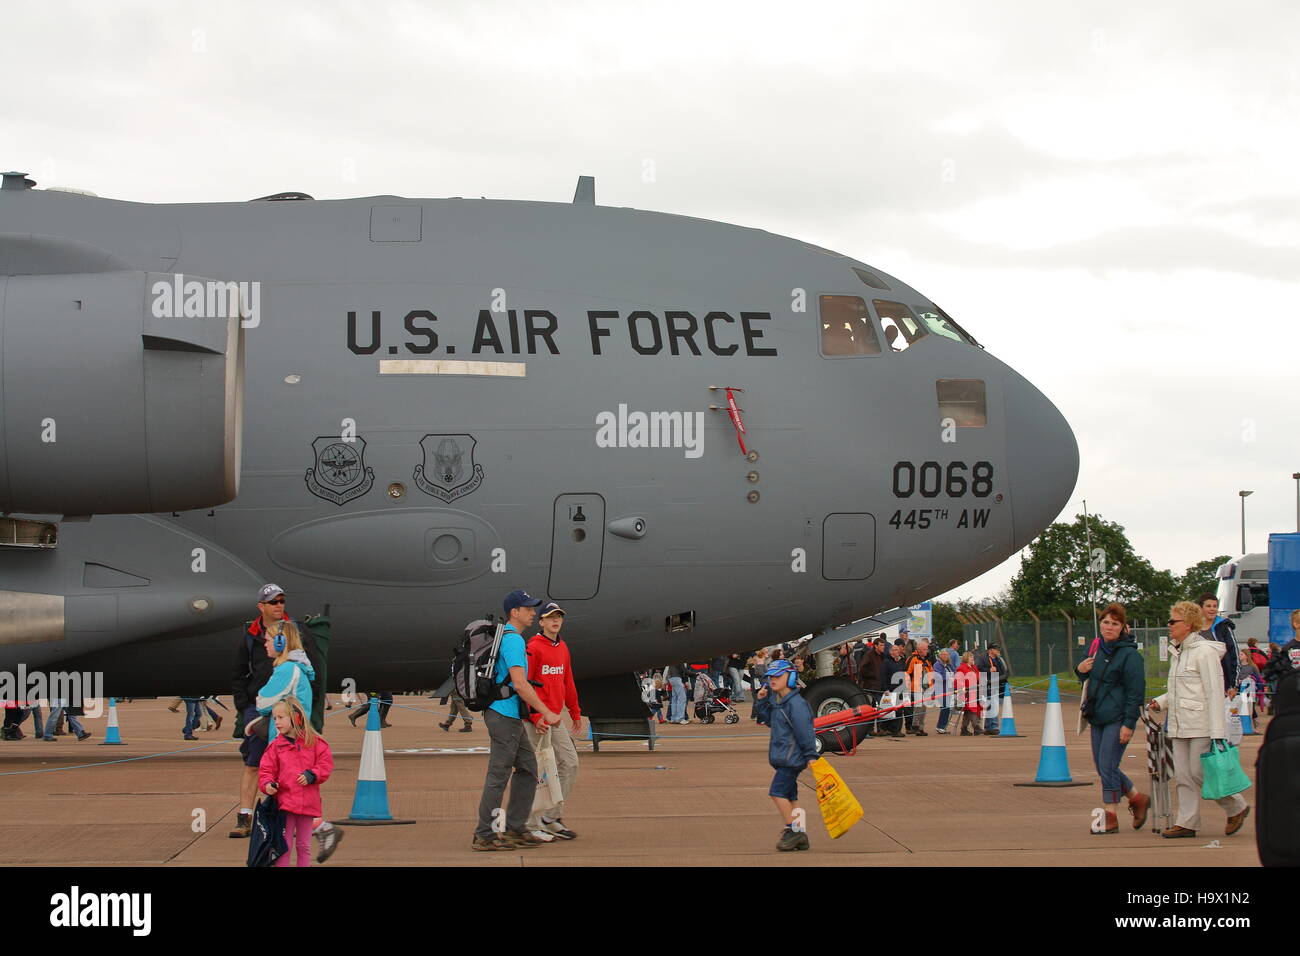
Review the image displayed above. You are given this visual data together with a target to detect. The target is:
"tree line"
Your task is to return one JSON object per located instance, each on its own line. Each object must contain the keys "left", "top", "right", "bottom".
{"left": 931, "top": 513, "right": 1229, "bottom": 646}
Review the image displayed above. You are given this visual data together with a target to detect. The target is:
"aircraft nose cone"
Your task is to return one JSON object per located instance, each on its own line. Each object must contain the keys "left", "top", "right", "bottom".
{"left": 1004, "top": 373, "right": 1079, "bottom": 550}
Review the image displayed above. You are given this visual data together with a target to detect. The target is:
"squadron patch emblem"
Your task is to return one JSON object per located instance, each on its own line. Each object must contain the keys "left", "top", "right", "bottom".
{"left": 305, "top": 436, "right": 375, "bottom": 505}
{"left": 414, "top": 434, "right": 484, "bottom": 502}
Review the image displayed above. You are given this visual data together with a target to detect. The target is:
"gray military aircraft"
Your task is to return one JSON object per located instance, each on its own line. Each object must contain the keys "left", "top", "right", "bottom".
{"left": 0, "top": 171, "right": 1078, "bottom": 726}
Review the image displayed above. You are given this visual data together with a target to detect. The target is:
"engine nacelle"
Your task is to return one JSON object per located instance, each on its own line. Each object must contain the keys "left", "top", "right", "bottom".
{"left": 0, "top": 270, "right": 244, "bottom": 514}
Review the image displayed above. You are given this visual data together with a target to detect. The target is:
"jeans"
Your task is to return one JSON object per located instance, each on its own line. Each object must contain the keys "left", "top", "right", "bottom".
{"left": 45, "top": 707, "right": 83, "bottom": 738}
{"left": 182, "top": 700, "right": 201, "bottom": 737}
{"left": 937, "top": 705, "right": 952, "bottom": 731}
{"left": 1089, "top": 721, "right": 1134, "bottom": 804}
{"left": 668, "top": 677, "right": 686, "bottom": 722}
{"left": 728, "top": 667, "right": 747, "bottom": 702}
{"left": 475, "top": 708, "right": 539, "bottom": 840}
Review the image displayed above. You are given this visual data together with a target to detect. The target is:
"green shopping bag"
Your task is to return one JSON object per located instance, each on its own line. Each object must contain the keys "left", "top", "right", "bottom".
{"left": 1200, "top": 739, "right": 1252, "bottom": 800}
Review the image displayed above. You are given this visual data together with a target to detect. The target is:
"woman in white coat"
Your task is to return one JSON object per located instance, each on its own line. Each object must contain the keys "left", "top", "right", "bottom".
{"left": 1148, "top": 601, "right": 1250, "bottom": 839}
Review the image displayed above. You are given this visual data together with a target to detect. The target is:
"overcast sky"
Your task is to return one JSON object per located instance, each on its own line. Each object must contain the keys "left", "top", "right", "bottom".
{"left": 2, "top": 1, "right": 1296, "bottom": 604}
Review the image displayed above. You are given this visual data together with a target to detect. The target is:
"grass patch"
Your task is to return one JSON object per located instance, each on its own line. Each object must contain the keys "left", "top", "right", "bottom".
{"left": 1012, "top": 673, "right": 1168, "bottom": 698}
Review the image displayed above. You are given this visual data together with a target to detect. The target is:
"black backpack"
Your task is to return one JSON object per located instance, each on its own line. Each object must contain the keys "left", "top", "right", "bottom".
{"left": 1257, "top": 670, "right": 1300, "bottom": 866}
{"left": 451, "top": 619, "right": 511, "bottom": 712}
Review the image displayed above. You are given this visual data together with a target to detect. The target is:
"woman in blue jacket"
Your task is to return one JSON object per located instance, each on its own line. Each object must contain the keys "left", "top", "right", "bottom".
{"left": 1075, "top": 603, "right": 1147, "bottom": 833}
{"left": 255, "top": 621, "right": 315, "bottom": 742}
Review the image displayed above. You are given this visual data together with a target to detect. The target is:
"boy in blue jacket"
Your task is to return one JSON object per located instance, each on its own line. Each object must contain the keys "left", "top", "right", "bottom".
{"left": 754, "top": 658, "right": 819, "bottom": 851}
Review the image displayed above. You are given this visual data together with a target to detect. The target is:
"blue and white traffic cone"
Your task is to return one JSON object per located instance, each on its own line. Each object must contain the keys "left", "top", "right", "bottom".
{"left": 99, "top": 698, "right": 125, "bottom": 745}
{"left": 1015, "top": 676, "right": 1088, "bottom": 788}
{"left": 335, "top": 699, "right": 414, "bottom": 826}
{"left": 998, "top": 689, "right": 1023, "bottom": 737}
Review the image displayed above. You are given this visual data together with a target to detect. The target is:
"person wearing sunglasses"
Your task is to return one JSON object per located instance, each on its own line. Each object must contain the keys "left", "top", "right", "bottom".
{"left": 1148, "top": 601, "right": 1249, "bottom": 839}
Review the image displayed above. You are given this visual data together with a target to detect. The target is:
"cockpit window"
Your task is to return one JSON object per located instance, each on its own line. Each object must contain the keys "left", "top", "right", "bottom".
{"left": 937, "top": 379, "right": 987, "bottom": 427}
{"left": 872, "top": 300, "right": 926, "bottom": 352}
{"left": 819, "top": 295, "right": 881, "bottom": 357}
{"left": 916, "top": 309, "right": 965, "bottom": 343}
{"left": 921, "top": 304, "right": 982, "bottom": 349}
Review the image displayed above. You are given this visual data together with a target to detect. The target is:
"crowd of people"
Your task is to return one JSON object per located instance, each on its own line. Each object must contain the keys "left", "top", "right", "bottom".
{"left": 1072, "top": 594, "right": 1300, "bottom": 840}
{"left": 0, "top": 697, "right": 92, "bottom": 741}
{"left": 7, "top": 579, "right": 1299, "bottom": 859}
{"left": 638, "top": 633, "right": 1011, "bottom": 739}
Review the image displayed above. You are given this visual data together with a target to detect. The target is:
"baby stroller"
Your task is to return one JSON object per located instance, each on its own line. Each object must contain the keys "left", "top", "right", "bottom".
{"left": 693, "top": 673, "right": 741, "bottom": 724}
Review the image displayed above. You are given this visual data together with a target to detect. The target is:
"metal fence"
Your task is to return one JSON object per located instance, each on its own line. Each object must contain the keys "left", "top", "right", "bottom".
{"left": 960, "top": 620, "right": 1170, "bottom": 681}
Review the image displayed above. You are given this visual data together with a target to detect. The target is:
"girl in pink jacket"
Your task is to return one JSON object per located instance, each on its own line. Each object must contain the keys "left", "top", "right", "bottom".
{"left": 258, "top": 696, "right": 334, "bottom": 867}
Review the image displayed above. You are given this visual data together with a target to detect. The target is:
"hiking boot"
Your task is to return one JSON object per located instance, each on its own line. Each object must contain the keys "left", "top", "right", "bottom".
{"left": 1092, "top": 810, "right": 1119, "bottom": 834}
{"left": 471, "top": 835, "right": 514, "bottom": 851}
{"left": 985, "top": 729, "right": 1001, "bottom": 736}
{"left": 1128, "top": 792, "right": 1150, "bottom": 830}
{"left": 913, "top": 729, "right": 928, "bottom": 736}
{"left": 1225, "top": 806, "right": 1250, "bottom": 836}
{"left": 501, "top": 829, "right": 546, "bottom": 848}
{"left": 211, "top": 714, "right": 223, "bottom": 732}
{"left": 459, "top": 724, "right": 473, "bottom": 733}
{"left": 228, "top": 812, "right": 252, "bottom": 838}
{"left": 960, "top": 730, "right": 972, "bottom": 736}
{"left": 76, "top": 731, "right": 92, "bottom": 741}
{"left": 1161, "top": 826, "right": 1197, "bottom": 839}
{"left": 315, "top": 824, "right": 345, "bottom": 862}
{"left": 776, "top": 828, "right": 810, "bottom": 851}
{"left": 438, "top": 721, "right": 452, "bottom": 732}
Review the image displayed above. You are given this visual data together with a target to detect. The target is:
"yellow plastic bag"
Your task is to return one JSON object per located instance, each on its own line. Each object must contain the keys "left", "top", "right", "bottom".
{"left": 810, "top": 756, "right": 863, "bottom": 839}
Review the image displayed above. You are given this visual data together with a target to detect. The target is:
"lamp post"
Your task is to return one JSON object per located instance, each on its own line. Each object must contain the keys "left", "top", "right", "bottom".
{"left": 1239, "top": 490, "right": 1253, "bottom": 554}
{"left": 1293, "top": 473, "right": 1299, "bottom": 532}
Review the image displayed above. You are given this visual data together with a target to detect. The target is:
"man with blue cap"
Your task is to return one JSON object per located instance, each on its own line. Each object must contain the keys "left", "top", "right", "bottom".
{"left": 472, "top": 589, "right": 562, "bottom": 851}
{"left": 754, "top": 657, "right": 819, "bottom": 851}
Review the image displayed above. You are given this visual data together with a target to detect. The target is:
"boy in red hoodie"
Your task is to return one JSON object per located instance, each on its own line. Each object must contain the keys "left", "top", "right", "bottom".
{"left": 525, "top": 602, "right": 582, "bottom": 842}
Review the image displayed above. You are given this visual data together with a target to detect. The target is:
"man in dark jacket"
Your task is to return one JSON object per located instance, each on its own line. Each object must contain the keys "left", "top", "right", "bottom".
{"left": 976, "top": 644, "right": 1008, "bottom": 735}
{"left": 858, "top": 637, "right": 884, "bottom": 697}
{"left": 1198, "top": 595, "right": 1240, "bottom": 696}
{"left": 878, "top": 642, "right": 909, "bottom": 737}
{"left": 229, "top": 584, "right": 335, "bottom": 858}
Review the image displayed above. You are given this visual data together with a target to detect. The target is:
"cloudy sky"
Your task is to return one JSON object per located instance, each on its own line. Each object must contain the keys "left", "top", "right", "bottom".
{"left": 2, "top": 1, "right": 1296, "bottom": 603}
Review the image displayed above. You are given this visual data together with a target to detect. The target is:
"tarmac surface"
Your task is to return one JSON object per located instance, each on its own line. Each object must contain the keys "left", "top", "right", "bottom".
{"left": 0, "top": 690, "right": 1264, "bottom": 866}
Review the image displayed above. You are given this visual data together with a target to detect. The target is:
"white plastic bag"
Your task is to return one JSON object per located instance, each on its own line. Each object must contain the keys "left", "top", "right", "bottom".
{"left": 1224, "top": 697, "right": 1243, "bottom": 746}
{"left": 533, "top": 730, "right": 564, "bottom": 808}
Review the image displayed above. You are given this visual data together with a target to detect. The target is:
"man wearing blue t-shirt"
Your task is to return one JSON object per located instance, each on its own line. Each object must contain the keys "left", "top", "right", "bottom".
{"left": 472, "top": 589, "right": 562, "bottom": 851}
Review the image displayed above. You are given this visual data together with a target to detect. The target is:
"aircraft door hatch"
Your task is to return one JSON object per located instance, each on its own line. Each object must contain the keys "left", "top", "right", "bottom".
{"left": 822, "top": 513, "right": 876, "bottom": 580}
{"left": 549, "top": 494, "right": 605, "bottom": 600}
